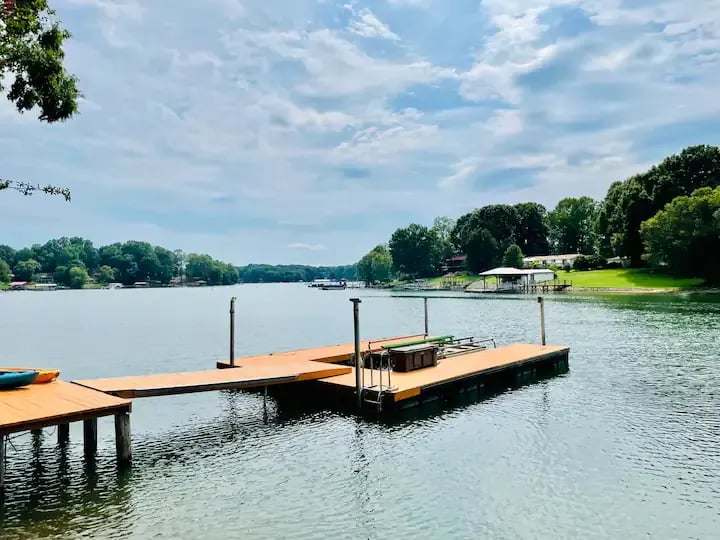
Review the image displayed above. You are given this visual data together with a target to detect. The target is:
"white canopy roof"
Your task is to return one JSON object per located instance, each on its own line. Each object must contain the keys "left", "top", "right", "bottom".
{"left": 478, "top": 267, "right": 555, "bottom": 276}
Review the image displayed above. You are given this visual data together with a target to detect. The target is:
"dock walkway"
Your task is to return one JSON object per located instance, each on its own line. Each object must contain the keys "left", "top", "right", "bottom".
{"left": 74, "top": 361, "right": 350, "bottom": 398}
{"left": 319, "top": 343, "right": 569, "bottom": 405}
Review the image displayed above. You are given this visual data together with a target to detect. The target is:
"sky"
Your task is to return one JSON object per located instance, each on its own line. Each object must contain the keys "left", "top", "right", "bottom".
{"left": 2, "top": 0, "right": 719, "bottom": 265}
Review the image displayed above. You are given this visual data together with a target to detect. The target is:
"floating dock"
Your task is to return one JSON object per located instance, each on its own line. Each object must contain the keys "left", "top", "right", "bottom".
{"left": 1, "top": 302, "right": 571, "bottom": 494}
{"left": 317, "top": 343, "right": 569, "bottom": 411}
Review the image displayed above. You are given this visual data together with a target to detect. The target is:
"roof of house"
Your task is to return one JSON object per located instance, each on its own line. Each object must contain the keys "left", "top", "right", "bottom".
{"left": 523, "top": 254, "right": 583, "bottom": 261}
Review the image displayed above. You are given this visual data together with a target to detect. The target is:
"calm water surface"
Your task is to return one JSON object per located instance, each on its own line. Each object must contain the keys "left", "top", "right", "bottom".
{"left": 0, "top": 285, "right": 719, "bottom": 539}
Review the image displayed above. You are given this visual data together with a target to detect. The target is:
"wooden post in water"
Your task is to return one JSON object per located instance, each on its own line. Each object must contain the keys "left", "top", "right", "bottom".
{"left": 114, "top": 413, "right": 132, "bottom": 463}
{"left": 350, "top": 298, "right": 362, "bottom": 411}
{"left": 538, "top": 296, "right": 546, "bottom": 345}
{"left": 58, "top": 423, "right": 70, "bottom": 446}
{"left": 83, "top": 418, "right": 97, "bottom": 456}
{"left": 423, "top": 297, "right": 429, "bottom": 337}
{"left": 229, "top": 296, "right": 236, "bottom": 367}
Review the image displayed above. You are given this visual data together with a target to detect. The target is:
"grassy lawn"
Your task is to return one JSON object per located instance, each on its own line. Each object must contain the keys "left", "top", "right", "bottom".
{"left": 558, "top": 268, "right": 704, "bottom": 289}
{"left": 0, "top": 282, "right": 8, "bottom": 291}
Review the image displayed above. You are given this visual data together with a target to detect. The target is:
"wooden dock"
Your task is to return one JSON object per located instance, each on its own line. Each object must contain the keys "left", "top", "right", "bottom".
{"left": 74, "top": 361, "right": 351, "bottom": 398}
{"left": 215, "top": 335, "right": 428, "bottom": 368}
{"left": 318, "top": 343, "right": 569, "bottom": 409}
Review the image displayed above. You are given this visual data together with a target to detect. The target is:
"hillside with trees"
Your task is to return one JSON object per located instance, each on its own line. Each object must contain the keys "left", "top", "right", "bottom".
{"left": 0, "top": 238, "right": 238, "bottom": 288}
{"left": 356, "top": 145, "right": 720, "bottom": 285}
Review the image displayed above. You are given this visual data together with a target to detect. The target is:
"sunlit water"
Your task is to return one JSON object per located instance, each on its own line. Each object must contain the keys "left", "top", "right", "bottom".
{"left": 1, "top": 285, "right": 719, "bottom": 539}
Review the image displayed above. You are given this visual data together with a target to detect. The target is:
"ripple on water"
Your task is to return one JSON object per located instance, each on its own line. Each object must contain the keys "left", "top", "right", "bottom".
{"left": 0, "top": 289, "right": 719, "bottom": 539}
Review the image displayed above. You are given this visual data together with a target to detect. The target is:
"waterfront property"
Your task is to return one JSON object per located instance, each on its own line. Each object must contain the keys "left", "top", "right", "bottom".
{"left": 523, "top": 254, "right": 583, "bottom": 268}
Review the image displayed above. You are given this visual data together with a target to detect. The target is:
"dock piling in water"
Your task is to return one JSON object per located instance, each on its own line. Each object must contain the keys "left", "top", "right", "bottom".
{"left": 229, "top": 297, "right": 237, "bottom": 367}
{"left": 350, "top": 298, "right": 362, "bottom": 410}
{"left": 424, "top": 297, "right": 429, "bottom": 337}
{"left": 114, "top": 413, "right": 132, "bottom": 463}
{"left": 58, "top": 423, "right": 70, "bottom": 446}
{"left": 83, "top": 418, "right": 98, "bottom": 456}
{"left": 538, "top": 296, "right": 546, "bottom": 345}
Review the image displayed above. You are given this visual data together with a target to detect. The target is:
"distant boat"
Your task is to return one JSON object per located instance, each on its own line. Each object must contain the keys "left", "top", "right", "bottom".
{"left": 320, "top": 280, "right": 347, "bottom": 290}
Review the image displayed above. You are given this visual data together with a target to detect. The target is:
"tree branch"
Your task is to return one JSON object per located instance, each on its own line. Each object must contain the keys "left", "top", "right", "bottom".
{"left": 0, "top": 178, "right": 71, "bottom": 200}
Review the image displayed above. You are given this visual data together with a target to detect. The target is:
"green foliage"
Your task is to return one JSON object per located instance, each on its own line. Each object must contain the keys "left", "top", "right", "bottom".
{"left": 431, "top": 216, "right": 456, "bottom": 262}
{"left": 0, "top": 244, "right": 15, "bottom": 267}
{"left": 236, "top": 264, "right": 356, "bottom": 283}
{"left": 598, "top": 145, "right": 720, "bottom": 265}
{"left": 502, "top": 243, "right": 524, "bottom": 268}
{"left": 0, "top": 0, "right": 80, "bottom": 122}
{"left": 514, "top": 202, "right": 550, "bottom": 256}
{"left": 0, "top": 259, "right": 10, "bottom": 282}
{"left": 451, "top": 204, "right": 519, "bottom": 254}
{"left": 548, "top": 197, "right": 599, "bottom": 255}
{"left": 5, "top": 237, "right": 238, "bottom": 287}
{"left": 184, "top": 253, "right": 238, "bottom": 285}
{"left": 465, "top": 229, "right": 498, "bottom": 273}
{"left": 357, "top": 244, "right": 392, "bottom": 285}
{"left": 13, "top": 258, "right": 40, "bottom": 280}
{"left": 641, "top": 186, "right": 720, "bottom": 283}
{"left": 95, "top": 265, "right": 116, "bottom": 285}
{"left": 389, "top": 223, "right": 442, "bottom": 278}
{"left": 573, "top": 255, "right": 608, "bottom": 271}
{"left": 67, "top": 265, "right": 88, "bottom": 289}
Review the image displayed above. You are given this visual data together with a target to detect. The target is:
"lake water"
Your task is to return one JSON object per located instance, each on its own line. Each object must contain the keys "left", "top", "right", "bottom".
{"left": 1, "top": 285, "right": 719, "bottom": 539}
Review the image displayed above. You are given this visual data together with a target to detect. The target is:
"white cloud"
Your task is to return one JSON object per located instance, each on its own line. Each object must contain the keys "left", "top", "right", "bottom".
{"left": 288, "top": 243, "right": 327, "bottom": 251}
{"left": 348, "top": 8, "right": 400, "bottom": 40}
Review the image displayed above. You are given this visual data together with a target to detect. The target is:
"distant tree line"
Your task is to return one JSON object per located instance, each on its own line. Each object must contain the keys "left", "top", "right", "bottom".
{"left": 236, "top": 264, "right": 356, "bottom": 283}
{"left": 0, "top": 237, "right": 239, "bottom": 288}
{"left": 356, "top": 145, "right": 720, "bottom": 284}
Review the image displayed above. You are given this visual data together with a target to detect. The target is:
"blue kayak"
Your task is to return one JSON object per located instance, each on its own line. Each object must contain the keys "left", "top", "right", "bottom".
{"left": 0, "top": 370, "right": 39, "bottom": 390}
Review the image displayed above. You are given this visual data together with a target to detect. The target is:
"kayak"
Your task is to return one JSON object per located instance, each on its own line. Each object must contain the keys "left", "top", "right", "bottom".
{"left": 0, "top": 370, "right": 39, "bottom": 390}
{"left": 0, "top": 367, "right": 60, "bottom": 384}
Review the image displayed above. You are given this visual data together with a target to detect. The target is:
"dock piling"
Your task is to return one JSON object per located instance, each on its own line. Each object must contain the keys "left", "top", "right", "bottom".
{"left": 58, "top": 423, "right": 70, "bottom": 446}
{"left": 229, "top": 297, "right": 237, "bottom": 367}
{"left": 114, "top": 413, "right": 132, "bottom": 463}
{"left": 538, "top": 296, "right": 546, "bottom": 345}
{"left": 423, "top": 297, "right": 429, "bottom": 337}
{"left": 83, "top": 418, "right": 98, "bottom": 456}
{"left": 350, "top": 298, "right": 362, "bottom": 410}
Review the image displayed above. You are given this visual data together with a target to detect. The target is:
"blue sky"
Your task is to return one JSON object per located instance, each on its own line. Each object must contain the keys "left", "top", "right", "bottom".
{"left": 2, "top": 0, "right": 719, "bottom": 265}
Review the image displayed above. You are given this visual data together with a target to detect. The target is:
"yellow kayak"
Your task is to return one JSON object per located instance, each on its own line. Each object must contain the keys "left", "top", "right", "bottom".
{"left": 1, "top": 368, "right": 60, "bottom": 384}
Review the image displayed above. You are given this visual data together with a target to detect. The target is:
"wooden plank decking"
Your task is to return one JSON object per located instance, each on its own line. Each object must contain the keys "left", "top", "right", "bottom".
{"left": 74, "top": 361, "right": 352, "bottom": 399}
{"left": 318, "top": 343, "right": 569, "bottom": 403}
{"left": 0, "top": 381, "right": 131, "bottom": 435}
{"left": 216, "top": 334, "right": 429, "bottom": 368}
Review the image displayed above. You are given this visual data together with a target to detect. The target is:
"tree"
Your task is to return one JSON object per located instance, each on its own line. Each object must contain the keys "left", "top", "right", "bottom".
{"left": 388, "top": 224, "right": 442, "bottom": 278}
{"left": 598, "top": 145, "right": 720, "bottom": 265}
{"left": 0, "top": 244, "right": 16, "bottom": 266}
{"left": 641, "top": 186, "right": 720, "bottom": 283}
{"left": 548, "top": 197, "right": 599, "bottom": 254}
{"left": 53, "top": 265, "right": 67, "bottom": 284}
{"left": 13, "top": 258, "right": 40, "bottom": 280}
{"left": 1, "top": 0, "right": 80, "bottom": 200}
{"left": 465, "top": 229, "right": 498, "bottom": 273}
{"left": 357, "top": 244, "right": 392, "bottom": 285}
{"left": 451, "top": 204, "right": 519, "bottom": 255}
{"left": 0, "top": 259, "right": 10, "bottom": 282}
{"left": 514, "top": 203, "right": 550, "bottom": 256}
{"left": 431, "top": 216, "right": 456, "bottom": 262}
{"left": 502, "top": 243, "right": 524, "bottom": 268}
{"left": 67, "top": 265, "right": 88, "bottom": 288}
{"left": 95, "top": 265, "right": 116, "bottom": 285}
